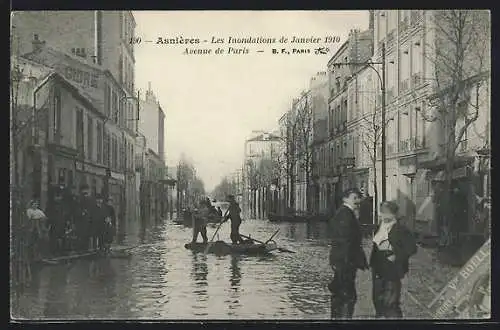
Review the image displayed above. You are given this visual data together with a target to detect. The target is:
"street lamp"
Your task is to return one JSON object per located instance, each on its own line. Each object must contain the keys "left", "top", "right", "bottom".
{"left": 330, "top": 42, "right": 388, "bottom": 201}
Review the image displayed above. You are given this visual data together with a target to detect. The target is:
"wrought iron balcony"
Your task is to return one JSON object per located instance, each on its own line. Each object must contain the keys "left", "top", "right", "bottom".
{"left": 410, "top": 10, "right": 422, "bottom": 25}
{"left": 387, "top": 30, "right": 395, "bottom": 46}
{"left": 399, "top": 138, "right": 411, "bottom": 153}
{"left": 400, "top": 18, "right": 409, "bottom": 32}
{"left": 412, "top": 73, "right": 422, "bottom": 87}
{"left": 400, "top": 78, "right": 410, "bottom": 93}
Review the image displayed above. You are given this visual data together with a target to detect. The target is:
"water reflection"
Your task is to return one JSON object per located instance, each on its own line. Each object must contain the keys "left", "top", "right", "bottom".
{"left": 227, "top": 255, "right": 242, "bottom": 315}
{"left": 286, "top": 222, "right": 329, "bottom": 242}
{"left": 43, "top": 266, "right": 70, "bottom": 317}
{"left": 190, "top": 252, "right": 208, "bottom": 296}
{"left": 229, "top": 255, "right": 242, "bottom": 290}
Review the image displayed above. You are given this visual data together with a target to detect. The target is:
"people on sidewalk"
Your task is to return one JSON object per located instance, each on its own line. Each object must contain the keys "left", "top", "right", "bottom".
{"left": 103, "top": 197, "right": 117, "bottom": 252}
{"left": 223, "top": 195, "right": 244, "bottom": 245}
{"left": 328, "top": 188, "right": 369, "bottom": 319}
{"left": 26, "top": 199, "right": 48, "bottom": 261}
{"left": 91, "top": 194, "right": 108, "bottom": 251}
{"left": 370, "top": 201, "right": 417, "bottom": 319}
{"left": 75, "top": 184, "right": 95, "bottom": 252}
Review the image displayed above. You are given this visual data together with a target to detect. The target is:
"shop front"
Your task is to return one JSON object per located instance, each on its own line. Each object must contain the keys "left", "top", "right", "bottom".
{"left": 74, "top": 160, "right": 106, "bottom": 196}
{"left": 419, "top": 155, "right": 476, "bottom": 242}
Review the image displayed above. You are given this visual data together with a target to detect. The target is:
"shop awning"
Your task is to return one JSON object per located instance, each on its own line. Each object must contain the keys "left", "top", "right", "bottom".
{"left": 418, "top": 155, "right": 474, "bottom": 171}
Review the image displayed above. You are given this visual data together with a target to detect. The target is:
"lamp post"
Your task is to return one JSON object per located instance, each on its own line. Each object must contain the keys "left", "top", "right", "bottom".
{"left": 330, "top": 42, "right": 387, "bottom": 201}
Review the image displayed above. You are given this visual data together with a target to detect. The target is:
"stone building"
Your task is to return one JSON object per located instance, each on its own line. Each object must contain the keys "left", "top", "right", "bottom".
{"left": 12, "top": 11, "right": 139, "bottom": 221}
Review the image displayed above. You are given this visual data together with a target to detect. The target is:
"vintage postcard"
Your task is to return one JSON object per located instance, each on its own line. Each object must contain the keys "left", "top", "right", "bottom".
{"left": 10, "top": 10, "right": 491, "bottom": 320}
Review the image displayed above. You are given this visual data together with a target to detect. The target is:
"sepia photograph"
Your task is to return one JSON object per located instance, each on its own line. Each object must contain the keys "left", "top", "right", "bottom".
{"left": 10, "top": 9, "right": 491, "bottom": 321}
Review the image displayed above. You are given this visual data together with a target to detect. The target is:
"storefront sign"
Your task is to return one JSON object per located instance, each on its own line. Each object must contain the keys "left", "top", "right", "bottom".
{"left": 111, "top": 171, "right": 125, "bottom": 181}
{"left": 75, "top": 161, "right": 84, "bottom": 171}
{"left": 429, "top": 239, "right": 490, "bottom": 318}
{"left": 63, "top": 66, "right": 99, "bottom": 89}
{"left": 341, "top": 157, "right": 355, "bottom": 168}
{"left": 84, "top": 164, "right": 107, "bottom": 177}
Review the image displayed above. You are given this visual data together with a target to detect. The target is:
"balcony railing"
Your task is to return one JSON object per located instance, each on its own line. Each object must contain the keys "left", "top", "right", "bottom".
{"left": 386, "top": 88, "right": 395, "bottom": 102}
{"left": 387, "top": 143, "right": 395, "bottom": 154}
{"left": 410, "top": 10, "right": 423, "bottom": 25}
{"left": 400, "top": 18, "right": 409, "bottom": 32}
{"left": 387, "top": 30, "right": 395, "bottom": 46}
{"left": 409, "top": 136, "right": 425, "bottom": 149}
{"left": 400, "top": 78, "right": 410, "bottom": 93}
{"left": 399, "top": 138, "right": 411, "bottom": 153}
{"left": 412, "top": 73, "right": 422, "bottom": 87}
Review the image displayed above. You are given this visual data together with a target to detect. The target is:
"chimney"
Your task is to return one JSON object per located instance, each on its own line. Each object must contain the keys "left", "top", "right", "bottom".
{"left": 148, "top": 81, "right": 152, "bottom": 92}
{"left": 32, "top": 34, "right": 45, "bottom": 52}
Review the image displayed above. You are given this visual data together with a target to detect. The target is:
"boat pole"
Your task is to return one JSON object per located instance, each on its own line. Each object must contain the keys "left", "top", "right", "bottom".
{"left": 264, "top": 229, "right": 280, "bottom": 244}
{"left": 204, "top": 218, "right": 225, "bottom": 254}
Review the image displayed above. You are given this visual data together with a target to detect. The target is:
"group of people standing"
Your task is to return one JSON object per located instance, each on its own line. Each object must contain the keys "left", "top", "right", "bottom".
{"left": 25, "top": 184, "right": 118, "bottom": 260}
{"left": 191, "top": 195, "right": 243, "bottom": 245}
{"left": 329, "top": 188, "right": 418, "bottom": 319}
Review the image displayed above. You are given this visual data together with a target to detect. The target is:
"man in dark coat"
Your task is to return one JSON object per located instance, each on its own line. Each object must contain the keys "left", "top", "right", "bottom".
{"left": 223, "top": 195, "right": 244, "bottom": 244}
{"left": 328, "top": 188, "right": 368, "bottom": 319}
{"left": 91, "top": 194, "right": 108, "bottom": 251}
{"left": 46, "top": 186, "right": 67, "bottom": 255}
{"left": 102, "top": 197, "right": 117, "bottom": 251}
{"left": 75, "top": 184, "right": 95, "bottom": 252}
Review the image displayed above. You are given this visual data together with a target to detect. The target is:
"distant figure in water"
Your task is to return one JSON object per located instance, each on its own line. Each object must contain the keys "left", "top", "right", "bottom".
{"left": 222, "top": 195, "right": 243, "bottom": 244}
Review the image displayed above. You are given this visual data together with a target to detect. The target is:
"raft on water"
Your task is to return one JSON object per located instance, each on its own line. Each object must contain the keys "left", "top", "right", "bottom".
{"left": 40, "top": 246, "right": 134, "bottom": 265}
{"left": 184, "top": 240, "right": 278, "bottom": 255}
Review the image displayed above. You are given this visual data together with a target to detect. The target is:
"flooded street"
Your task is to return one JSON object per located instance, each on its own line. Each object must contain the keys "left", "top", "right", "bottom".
{"left": 12, "top": 219, "right": 337, "bottom": 320}
{"left": 11, "top": 218, "right": 454, "bottom": 320}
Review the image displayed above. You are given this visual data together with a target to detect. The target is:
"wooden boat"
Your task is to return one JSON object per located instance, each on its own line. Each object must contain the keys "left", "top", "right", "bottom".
{"left": 40, "top": 246, "right": 134, "bottom": 265}
{"left": 184, "top": 240, "right": 278, "bottom": 256}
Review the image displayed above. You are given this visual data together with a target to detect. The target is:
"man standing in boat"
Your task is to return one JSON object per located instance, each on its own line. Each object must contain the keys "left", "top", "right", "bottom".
{"left": 191, "top": 198, "right": 209, "bottom": 244}
{"left": 223, "top": 195, "right": 244, "bottom": 245}
{"left": 328, "top": 188, "right": 368, "bottom": 319}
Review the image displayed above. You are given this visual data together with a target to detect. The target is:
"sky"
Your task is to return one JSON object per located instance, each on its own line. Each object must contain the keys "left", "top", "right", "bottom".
{"left": 133, "top": 10, "right": 368, "bottom": 192}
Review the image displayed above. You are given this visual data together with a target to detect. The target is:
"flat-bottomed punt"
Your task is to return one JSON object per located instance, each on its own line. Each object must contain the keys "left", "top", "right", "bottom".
{"left": 184, "top": 240, "right": 278, "bottom": 256}
{"left": 40, "top": 246, "right": 134, "bottom": 265}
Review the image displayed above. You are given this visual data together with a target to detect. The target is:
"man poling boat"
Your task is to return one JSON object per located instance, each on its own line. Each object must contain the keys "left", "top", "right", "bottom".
{"left": 220, "top": 194, "right": 244, "bottom": 244}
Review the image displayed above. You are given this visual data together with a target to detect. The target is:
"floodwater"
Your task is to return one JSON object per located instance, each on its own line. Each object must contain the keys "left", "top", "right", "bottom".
{"left": 12, "top": 218, "right": 340, "bottom": 320}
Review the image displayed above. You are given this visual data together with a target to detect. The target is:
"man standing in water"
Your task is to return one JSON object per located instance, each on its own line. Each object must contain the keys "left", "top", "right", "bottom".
{"left": 223, "top": 195, "right": 244, "bottom": 244}
{"left": 328, "top": 188, "right": 368, "bottom": 319}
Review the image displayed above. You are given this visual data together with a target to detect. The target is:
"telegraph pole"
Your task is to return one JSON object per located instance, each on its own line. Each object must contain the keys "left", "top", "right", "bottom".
{"left": 381, "top": 42, "right": 387, "bottom": 202}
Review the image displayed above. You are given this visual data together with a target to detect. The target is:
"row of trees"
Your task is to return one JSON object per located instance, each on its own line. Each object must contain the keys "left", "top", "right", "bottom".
{"left": 176, "top": 154, "right": 205, "bottom": 210}
{"left": 211, "top": 176, "right": 238, "bottom": 201}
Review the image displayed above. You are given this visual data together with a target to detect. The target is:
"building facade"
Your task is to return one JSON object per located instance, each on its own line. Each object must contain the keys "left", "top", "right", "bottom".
{"left": 12, "top": 11, "right": 139, "bottom": 222}
{"left": 369, "top": 9, "right": 490, "bottom": 239}
{"left": 242, "top": 131, "right": 282, "bottom": 219}
{"left": 309, "top": 72, "right": 329, "bottom": 214}
{"left": 138, "top": 83, "right": 166, "bottom": 162}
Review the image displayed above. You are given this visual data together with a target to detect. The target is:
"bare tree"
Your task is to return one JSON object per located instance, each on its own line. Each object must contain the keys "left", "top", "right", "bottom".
{"left": 283, "top": 111, "right": 298, "bottom": 210}
{"left": 420, "top": 10, "right": 490, "bottom": 245}
{"left": 295, "top": 95, "right": 314, "bottom": 212}
{"left": 176, "top": 155, "right": 205, "bottom": 209}
{"left": 360, "top": 101, "right": 394, "bottom": 223}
